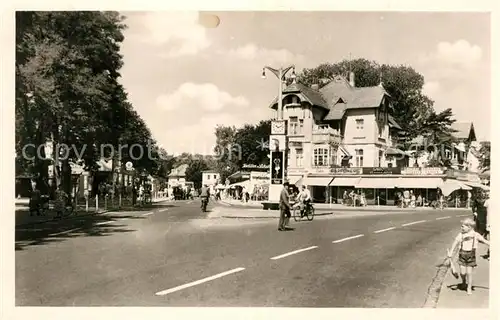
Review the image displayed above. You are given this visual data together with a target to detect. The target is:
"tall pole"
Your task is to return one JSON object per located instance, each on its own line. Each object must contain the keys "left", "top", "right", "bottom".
{"left": 262, "top": 65, "right": 295, "bottom": 203}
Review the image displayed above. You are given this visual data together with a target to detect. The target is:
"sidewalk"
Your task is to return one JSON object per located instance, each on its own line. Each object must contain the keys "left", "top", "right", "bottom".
{"left": 15, "top": 197, "right": 170, "bottom": 227}
{"left": 437, "top": 245, "right": 490, "bottom": 308}
{"left": 217, "top": 199, "right": 469, "bottom": 212}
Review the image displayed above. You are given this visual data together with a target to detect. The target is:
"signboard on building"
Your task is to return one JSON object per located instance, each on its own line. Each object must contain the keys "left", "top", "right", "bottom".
{"left": 330, "top": 167, "right": 363, "bottom": 175}
{"left": 271, "top": 151, "right": 284, "bottom": 184}
{"left": 362, "top": 167, "right": 402, "bottom": 175}
{"left": 242, "top": 164, "right": 269, "bottom": 170}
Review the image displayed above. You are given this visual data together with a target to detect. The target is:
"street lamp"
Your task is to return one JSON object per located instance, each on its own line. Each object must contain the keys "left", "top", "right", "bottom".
{"left": 262, "top": 65, "right": 296, "bottom": 120}
{"left": 262, "top": 65, "right": 296, "bottom": 202}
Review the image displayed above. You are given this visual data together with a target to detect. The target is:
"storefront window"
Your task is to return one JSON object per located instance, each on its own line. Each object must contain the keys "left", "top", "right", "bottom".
{"left": 362, "top": 188, "right": 375, "bottom": 200}
{"left": 387, "top": 188, "right": 395, "bottom": 201}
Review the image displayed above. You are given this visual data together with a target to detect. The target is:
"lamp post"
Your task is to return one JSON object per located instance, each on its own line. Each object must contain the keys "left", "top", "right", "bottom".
{"left": 262, "top": 65, "right": 296, "bottom": 120}
{"left": 262, "top": 65, "right": 296, "bottom": 203}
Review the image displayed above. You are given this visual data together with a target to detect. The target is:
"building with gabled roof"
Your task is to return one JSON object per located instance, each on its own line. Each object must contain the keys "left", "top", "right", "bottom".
{"left": 265, "top": 73, "right": 484, "bottom": 205}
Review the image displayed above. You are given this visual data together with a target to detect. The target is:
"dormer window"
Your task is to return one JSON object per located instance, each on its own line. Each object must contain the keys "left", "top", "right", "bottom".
{"left": 284, "top": 95, "right": 299, "bottom": 105}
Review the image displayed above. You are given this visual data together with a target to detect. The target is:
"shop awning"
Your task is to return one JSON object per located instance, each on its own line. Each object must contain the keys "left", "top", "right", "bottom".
{"left": 397, "top": 177, "right": 444, "bottom": 189}
{"left": 355, "top": 177, "right": 402, "bottom": 189}
{"left": 302, "top": 177, "right": 333, "bottom": 186}
{"left": 229, "top": 179, "right": 252, "bottom": 189}
{"left": 288, "top": 176, "right": 303, "bottom": 185}
{"left": 330, "top": 177, "right": 361, "bottom": 187}
{"left": 440, "top": 179, "right": 472, "bottom": 196}
{"left": 463, "top": 181, "right": 489, "bottom": 190}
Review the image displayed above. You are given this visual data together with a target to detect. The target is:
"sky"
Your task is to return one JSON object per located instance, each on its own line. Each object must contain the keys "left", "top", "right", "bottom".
{"left": 117, "top": 11, "right": 491, "bottom": 156}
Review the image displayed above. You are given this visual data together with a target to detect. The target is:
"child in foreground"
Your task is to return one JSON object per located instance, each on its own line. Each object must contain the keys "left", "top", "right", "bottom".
{"left": 447, "top": 218, "right": 490, "bottom": 295}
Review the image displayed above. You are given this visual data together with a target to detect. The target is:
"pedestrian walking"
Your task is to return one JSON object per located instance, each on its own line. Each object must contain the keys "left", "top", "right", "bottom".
{"left": 447, "top": 217, "right": 490, "bottom": 295}
{"left": 29, "top": 184, "right": 42, "bottom": 216}
{"left": 278, "top": 181, "right": 293, "bottom": 231}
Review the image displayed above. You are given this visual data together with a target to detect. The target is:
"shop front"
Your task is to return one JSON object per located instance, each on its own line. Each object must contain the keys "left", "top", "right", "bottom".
{"left": 291, "top": 166, "right": 448, "bottom": 206}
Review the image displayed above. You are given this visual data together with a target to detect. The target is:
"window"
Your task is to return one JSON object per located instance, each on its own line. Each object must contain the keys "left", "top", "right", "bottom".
{"left": 289, "top": 117, "right": 302, "bottom": 135}
{"left": 355, "top": 149, "right": 364, "bottom": 167}
{"left": 295, "top": 148, "right": 303, "bottom": 167}
{"left": 356, "top": 119, "right": 364, "bottom": 130}
{"left": 314, "top": 148, "right": 329, "bottom": 167}
{"left": 331, "top": 149, "right": 338, "bottom": 166}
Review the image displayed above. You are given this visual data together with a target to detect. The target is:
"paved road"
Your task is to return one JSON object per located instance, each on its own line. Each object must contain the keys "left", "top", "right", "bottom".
{"left": 15, "top": 200, "right": 474, "bottom": 307}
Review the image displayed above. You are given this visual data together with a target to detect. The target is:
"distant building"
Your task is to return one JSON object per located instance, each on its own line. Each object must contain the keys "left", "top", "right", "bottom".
{"left": 168, "top": 164, "right": 189, "bottom": 189}
{"left": 201, "top": 171, "right": 220, "bottom": 187}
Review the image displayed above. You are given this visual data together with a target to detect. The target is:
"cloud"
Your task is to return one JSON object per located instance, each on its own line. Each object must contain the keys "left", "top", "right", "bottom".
{"left": 422, "top": 81, "right": 441, "bottom": 98}
{"left": 434, "top": 40, "right": 482, "bottom": 68}
{"left": 156, "top": 82, "right": 250, "bottom": 112}
{"left": 222, "top": 43, "right": 305, "bottom": 65}
{"left": 419, "top": 40, "right": 483, "bottom": 78}
{"left": 134, "top": 12, "right": 211, "bottom": 57}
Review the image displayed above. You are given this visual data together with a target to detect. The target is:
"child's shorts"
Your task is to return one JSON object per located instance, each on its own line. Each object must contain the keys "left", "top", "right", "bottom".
{"left": 458, "top": 249, "right": 477, "bottom": 267}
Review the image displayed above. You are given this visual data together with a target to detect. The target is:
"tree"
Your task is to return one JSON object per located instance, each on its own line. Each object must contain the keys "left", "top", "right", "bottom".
{"left": 297, "top": 59, "right": 439, "bottom": 144}
{"left": 185, "top": 158, "right": 209, "bottom": 189}
{"left": 478, "top": 141, "right": 490, "bottom": 171}
{"left": 15, "top": 12, "right": 160, "bottom": 197}
{"left": 233, "top": 120, "right": 271, "bottom": 168}
{"left": 212, "top": 120, "right": 271, "bottom": 181}
{"left": 213, "top": 125, "right": 240, "bottom": 182}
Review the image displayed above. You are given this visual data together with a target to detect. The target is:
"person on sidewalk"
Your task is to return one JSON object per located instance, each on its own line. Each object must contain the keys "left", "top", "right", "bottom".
{"left": 482, "top": 191, "right": 490, "bottom": 259}
{"left": 278, "top": 181, "right": 293, "bottom": 231}
{"left": 472, "top": 190, "right": 488, "bottom": 237}
{"left": 447, "top": 217, "right": 490, "bottom": 295}
{"left": 29, "top": 185, "right": 42, "bottom": 216}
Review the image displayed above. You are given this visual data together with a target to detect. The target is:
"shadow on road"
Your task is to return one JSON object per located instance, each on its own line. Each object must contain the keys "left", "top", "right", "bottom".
{"left": 15, "top": 214, "right": 145, "bottom": 251}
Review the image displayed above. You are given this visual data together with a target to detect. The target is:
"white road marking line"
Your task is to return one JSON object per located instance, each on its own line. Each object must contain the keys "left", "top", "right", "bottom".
{"left": 332, "top": 234, "right": 364, "bottom": 243}
{"left": 96, "top": 221, "right": 114, "bottom": 226}
{"left": 436, "top": 216, "right": 451, "bottom": 220}
{"left": 51, "top": 227, "right": 81, "bottom": 236}
{"left": 143, "top": 212, "right": 154, "bottom": 216}
{"left": 187, "top": 201, "right": 193, "bottom": 204}
{"left": 374, "top": 227, "right": 396, "bottom": 234}
{"left": 456, "top": 214, "right": 470, "bottom": 217}
{"left": 401, "top": 220, "right": 427, "bottom": 227}
{"left": 270, "top": 246, "right": 318, "bottom": 260}
{"left": 155, "top": 267, "right": 245, "bottom": 296}
{"left": 159, "top": 208, "right": 169, "bottom": 212}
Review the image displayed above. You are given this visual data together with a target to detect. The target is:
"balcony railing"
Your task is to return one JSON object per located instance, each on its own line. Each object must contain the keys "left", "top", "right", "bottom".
{"left": 312, "top": 125, "right": 342, "bottom": 144}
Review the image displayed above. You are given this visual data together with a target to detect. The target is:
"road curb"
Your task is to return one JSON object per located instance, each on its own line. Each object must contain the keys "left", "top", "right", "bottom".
{"left": 422, "top": 257, "right": 450, "bottom": 308}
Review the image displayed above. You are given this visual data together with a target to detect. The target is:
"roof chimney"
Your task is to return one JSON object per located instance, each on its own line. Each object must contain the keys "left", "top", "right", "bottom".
{"left": 311, "top": 84, "right": 319, "bottom": 90}
{"left": 349, "top": 71, "right": 355, "bottom": 87}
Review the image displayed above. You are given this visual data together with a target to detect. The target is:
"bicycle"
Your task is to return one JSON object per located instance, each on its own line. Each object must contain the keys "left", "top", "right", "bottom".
{"left": 293, "top": 201, "right": 315, "bottom": 222}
